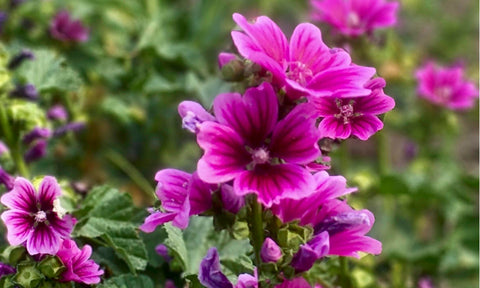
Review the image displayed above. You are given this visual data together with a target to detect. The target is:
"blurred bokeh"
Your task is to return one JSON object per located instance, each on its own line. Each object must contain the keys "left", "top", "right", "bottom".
{"left": 0, "top": 0, "right": 477, "bottom": 287}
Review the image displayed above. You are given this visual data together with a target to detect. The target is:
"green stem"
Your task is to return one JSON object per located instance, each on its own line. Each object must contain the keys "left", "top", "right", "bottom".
{"left": 377, "top": 130, "right": 389, "bottom": 176}
{"left": 0, "top": 105, "right": 29, "bottom": 177}
{"left": 12, "top": 138, "right": 29, "bottom": 177}
{"left": 249, "top": 195, "right": 264, "bottom": 285}
{"left": 105, "top": 149, "right": 155, "bottom": 199}
{"left": 339, "top": 257, "right": 353, "bottom": 288}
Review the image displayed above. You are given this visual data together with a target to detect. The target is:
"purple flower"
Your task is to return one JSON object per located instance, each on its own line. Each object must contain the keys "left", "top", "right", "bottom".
{"left": 231, "top": 13, "right": 375, "bottom": 100}
{"left": 198, "top": 248, "right": 234, "bottom": 288}
{"left": 311, "top": 0, "right": 399, "bottom": 37}
{"left": 291, "top": 231, "right": 329, "bottom": 272}
{"left": 50, "top": 11, "right": 89, "bottom": 43}
{"left": 270, "top": 171, "right": 357, "bottom": 225}
{"left": 0, "top": 168, "right": 14, "bottom": 190}
{"left": 178, "top": 101, "right": 216, "bottom": 133}
{"left": 415, "top": 62, "right": 479, "bottom": 110}
{"left": 312, "top": 199, "right": 381, "bottom": 257}
{"left": 8, "top": 49, "right": 34, "bottom": 70}
{"left": 196, "top": 83, "right": 320, "bottom": 207}
{"left": 53, "top": 122, "right": 86, "bottom": 137}
{"left": 218, "top": 52, "right": 237, "bottom": 69}
{"left": 140, "top": 170, "right": 216, "bottom": 231}
{"left": 220, "top": 184, "right": 245, "bottom": 214}
{"left": 0, "top": 262, "right": 15, "bottom": 278}
{"left": 23, "top": 127, "right": 51, "bottom": 145}
{"left": 24, "top": 139, "right": 47, "bottom": 163}
{"left": 56, "top": 239, "right": 104, "bottom": 284}
{"left": 312, "top": 78, "right": 395, "bottom": 140}
{"left": 10, "top": 84, "right": 38, "bottom": 100}
{"left": 235, "top": 271, "right": 258, "bottom": 288}
{"left": 260, "top": 237, "right": 282, "bottom": 263}
{"left": 47, "top": 105, "right": 68, "bottom": 121}
{"left": 165, "top": 280, "right": 176, "bottom": 288}
{"left": 0, "top": 177, "right": 76, "bottom": 255}
{"left": 155, "top": 244, "right": 171, "bottom": 262}
{"left": 276, "top": 278, "right": 319, "bottom": 288}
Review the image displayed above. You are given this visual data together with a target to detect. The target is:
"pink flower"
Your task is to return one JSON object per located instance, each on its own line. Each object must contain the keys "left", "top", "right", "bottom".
{"left": 56, "top": 239, "right": 104, "bottom": 284}
{"left": 218, "top": 52, "right": 238, "bottom": 69}
{"left": 0, "top": 177, "right": 76, "bottom": 255}
{"left": 50, "top": 11, "right": 89, "bottom": 43}
{"left": 311, "top": 78, "right": 395, "bottom": 140}
{"left": 139, "top": 170, "right": 216, "bottom": 232}
{"left": 415, "top": 62, "right": 479, "bottom": 110}
{"left": 178, "top": 101, "right": 216, "bottom": 134}
{"left": 196, "top": 83, "right": 321, "bottom": 207}
{"left": 276, "top": 277, "right": 320, "bottom": 288}
{"left": 311, "top": 0, "right": 399, "bottom": 37}
{"left": 260, "top": 237, "right": 282, "bottom": 263}
{"left": 231, "top": 13, "right": 375, "bottom": 100}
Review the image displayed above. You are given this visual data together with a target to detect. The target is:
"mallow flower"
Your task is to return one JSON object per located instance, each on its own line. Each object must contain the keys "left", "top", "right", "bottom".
{"left": 50, "top": 11, "right": 89, "bottom": 43}
{"left": 140, "top": 169, "right": 216, "bottom": 231}
{"left": 311, "top": 0, "right": 399, "bottom": 37}
{"left": 231, "top": 13, "right": 376, "bottom": 100}
{"left": 311, "top": 78, "right": 395, "bottom": 140}
{"left": 0, "top": 177, "right": 76, "bottom": 255}
{"left": 415, "top": 61, "right": 479, "bottom": 110}
{"left": 56, "top": 239, "right": 104, "bottom": 284}
{"left": 196, "top": 82, "right": 321, "bottom": 207}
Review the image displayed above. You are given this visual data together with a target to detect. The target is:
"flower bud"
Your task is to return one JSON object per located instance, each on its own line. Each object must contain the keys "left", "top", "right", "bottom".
{"left": 155, "top": 244, "right": 171, "bottom": 263}
{"left": 218, "top": 52, "right": 237, "bottom": 69}
{"left": 221, "top": 59, "right": 245, "bottom": 81}
{"left": 198, "top": 248, "right": 233, "bottom": 288}
{"left": 50, "top": 11, "right": 89, "bottom": 43}
{"left": 24, "top": 139, "right": 47, "bottom": 163}
{"left": 291, "top": 231, "right": 329, "bottom": 272}
{"left": 53, "top": 122, "right": 86, "bottom": 137}
{"left": 8, "top": 49, "right": 34, "bottom": 70}
{"left": 47, "top": 105, "right": 68, "bottom": 121}
{"left": 0, "top": 168, "right": 14, "bottom": 190}
{"left": 260, "top": 237, "right": 282, "bottom": 263}
{"left": 23, "top": 127, "right": 51, "bottom": 145}
{"left": 10, "top": 84, "right": 38, "bottom": 100}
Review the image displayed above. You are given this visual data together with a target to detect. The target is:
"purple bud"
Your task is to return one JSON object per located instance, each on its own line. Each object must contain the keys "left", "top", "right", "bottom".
{"left": 235, "top": 271, "right": 258, "bottom": 288}
{"left": 218, "top": 52, "right": 237, "bottom": 69}
{"left": 24, "top": 139, "right": 47, "bottom": 163}
{"left": 53, "top": 122, "right": 86, "bottom": 137}
{"left": 50, "top": 11, "right": 89, "bottom": 43}
{"left": 198, "top": 248, "right": 233, "bottom": 288}
{"left": 165, "top": 280, "right": 176, "bottom": 288}
{"left": 10, "top": 83, "right": 38, "bottom": 100}
{"left": 315, "top": 211, "right": 370, "bottom": 235}
{"left": 418, "top": 277, "right": 434, "bottom": 288}
{"left": 47, "top": 105, "right": 68, "bottom": 121}
{"left": 155, "top": 244, "right": 171, "bottom": 263}
{"left": 178, "top": 101, "right": 215, "bottom": 133}
{"left": 291, "top": 231, "right": 329, "bottom": 273}
{"left": 220, "top": 184, "right": 244, "bottom": 214}
{"left": 0, "top": 262, "right": 15, "bottom": 277}
{"left": 260, "top": 238, "right": 282, "bottom": 263}
{"left": 22, "top": 127, "right": 51, "bottom": 145}
{"left": 8, "top": 49, "right": 34, "bottom": 70}
{"left": 0, "top": 141, "right": 8, "bottom": 156}
{"left": 0, "top": 168, "right": 14, "bottom": 190}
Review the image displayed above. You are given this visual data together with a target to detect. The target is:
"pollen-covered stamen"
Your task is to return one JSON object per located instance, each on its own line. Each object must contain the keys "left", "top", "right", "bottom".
{"left": 250, "top": 147, "right": 270, "bottom": 165}
{"left": 315, "top": 212, "right": 370, "bottom": 235}
{"left": 53, "top": 199, "right": 67, "bottom": 219}
{"left": 34, "top": 210, "right": 47, "bottom": 223}
{"left": 335, "top": 99, "right": 356, "bottom": 124}
{"left": 287, "top": 61, "right": 314, "bottom": 86}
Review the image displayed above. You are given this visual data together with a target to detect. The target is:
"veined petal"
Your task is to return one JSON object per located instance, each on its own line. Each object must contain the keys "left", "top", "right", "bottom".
{"left": 1, "top": 210, "right": 33, "bottom": 246}
{"left": 270, "top": 103, "right": 321, "bottom": 164}
{"left": 38, "top": 176, "right": 61, "bottom": 211}
{"left": 309, "top": 96, "right": 338, "bottom": 117}
{"left": 172, "top": 199, "right": 190, "bottom": 229}
{"left": 232, "top": 13, "right": 288, "bottom": 64}
{"left": 26, "top": 224, "right": 61, "bottom": 255}
{"left": 139, "top": 212, "right": 177, "bottom": 233}
{"left": 329, "top": 233, "right": 382, "bottom": 257}
{"left": 213, "top": 83, "right": 278, "bottom": 146}
{"left": 197, "top": 122, "right": 250, "bottom": 184}
{"left": 188, "top": 172, "right": 216, "bottom": 215}
{"left": 354, "top": 92, "right": 395, "bottom": 115}
{"left": 234, "top": 164, "right": 315, "bottom": 207}
{"left": 154, "top": 169, "right": 191, "bottom": 213}
{"left": 1, "top": 177, "right": 37, "bottom": 212}
{"left": 318, "top": 116, "right": 352, "bottom": 139}
{"left": 350, "top": 114, "right": 383, "bottom": 141}
{"left": 50, "top": 214, "right": 76, "bottom": 238}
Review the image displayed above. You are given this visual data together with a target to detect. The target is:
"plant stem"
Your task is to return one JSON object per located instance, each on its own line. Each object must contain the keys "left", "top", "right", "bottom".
{"left": 12, "top": 138, "right": 29, "bottom": 177}
{"left": 0, "top": 105, "right": 29, "bottom": 177}
{"left": 377, "top": 130, "right": 389, "bottom": 176}
{"left": 249, "top": 195, "right": 264, "bottom": 285}
{"left": 339, "top": 257, "right": 353, "bottom": 288}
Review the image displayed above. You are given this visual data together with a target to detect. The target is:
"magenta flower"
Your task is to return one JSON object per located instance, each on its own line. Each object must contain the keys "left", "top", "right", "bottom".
{"left": 276, "top": 278, "right": 321, "bottom": 288}
{"left": 50, "top": 11, "right": 89, "bottom": 43}
{"left": 311, "top": 78, "right": 395, "bottom": 140}
{"left": 0, "top": 177, "right": 76, "bottom": 255}
{"left": 311, "top": 0, "right": 399, "bottom": 37}
{"left": 415, "top": 62, "right": 479, "bottom": 110}
{"left": 56, "top": 239, "right": 104, "bottom": 284}
{"left": 198, "top": 248, "right": 233, "bottom": 288}
{"left": 231, "top": 13, "right": 376, "bottom": 100}
{"left": 197, "top": 83, "right": 321, "bottom": 207}
{"left": 140, "top": 169, "right": 216, "bottom": 232}
{"left": 218, "top": 52, "right": 237, "bottom": 69}
{"left": 291, "top": 231, "right": 329, "bottom": 272}
{"left": 178, "top": 101, "right": 216, "bottom": 133}
{"left": 260, "top": 237, "right": 282, "bottom": 263}
{"left": 47, "top": 105, "right": 68, "bottom": 121}
{"left": 270, "top": 171, "right": 357, "bottom": 225}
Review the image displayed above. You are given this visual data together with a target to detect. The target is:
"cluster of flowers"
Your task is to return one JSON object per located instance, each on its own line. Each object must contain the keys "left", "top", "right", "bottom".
{"left": 0, "top": 176, "right": 103, "bottom": 284}
{"left": 141, "top": 11, "right": 395, "bottom": 287}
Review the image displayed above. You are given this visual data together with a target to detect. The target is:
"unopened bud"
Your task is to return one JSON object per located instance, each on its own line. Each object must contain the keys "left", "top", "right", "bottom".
{"left": 260, "top": 237, "right": 282, "bottom": 263}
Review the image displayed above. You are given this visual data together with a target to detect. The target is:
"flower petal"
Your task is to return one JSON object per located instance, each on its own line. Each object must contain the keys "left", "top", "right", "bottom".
{"left": 26, "top": 224, "right": 61, "bottom": 255}
{"left": 234, "top": 164, "right": 315, "bottom": 207}
{"left": 213, "top": 83, "right": 278, "bottom": 147}
{"left": 354, "top": 92, "right": 395, "bottom": 115}
{"left": 350, "top": 114, "right": 383, "bottom": 141}
{"left": 38, "top": 176, "right": 61, "bottom": 211}
{"left": 1, "top": 210, "right": 33, "bottom": 246}
{"left": 188, "top": 172, "right": 216, "bottom": 215}
{"left": 139, "top": 212, "right": 177, "bottom": 233}
{"left": 49, "top": 214, "right": 76, "bottom": 238}
{"left": 270, "top": 103, "right": 321, "bottom": 164}
{"left": 1, "top": 177, "right": 37, "bottom": 212}
{"left": 197, "top": 122, "right": 250, "bottom": 184}
{"left": 318, "top": 116, "right": 352, "bottom": 139}
{"left": 154, "top": 169, "right": 191, "bottom": 213}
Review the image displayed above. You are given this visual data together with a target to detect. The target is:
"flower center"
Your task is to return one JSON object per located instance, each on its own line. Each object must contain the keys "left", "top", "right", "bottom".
{"left": 286, "top": 61, "right": 313, "bottom": 86}
{"left": 335, "top": 99, "right": 356, "bottom": 124}
{"left": 34, "top": 210, "right": 47, "bottom": 223}
{"left": 251, "top": 147, "right": 270, "bottom": 165}
{"left": 435, "top": 86, "right": 452, "bottom": 102}
{"left": 347, "top": 12, "right": 361, "bottom": 28}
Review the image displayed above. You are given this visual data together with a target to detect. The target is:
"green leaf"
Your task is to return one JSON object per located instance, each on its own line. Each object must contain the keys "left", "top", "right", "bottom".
{"left": 12, "top": 262, "right": 44, "bottom": 288}
{"left": 74, "top": 186, "right": 148, "bottom": 273}
{"left": 97, "top": 274, "right": 154, "bottom": 288}
{"left": 163, "top": 223, "right": 188, "bottom": 270}
{"left": 16, "top": 50, "right": 82, "bottom": 93}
